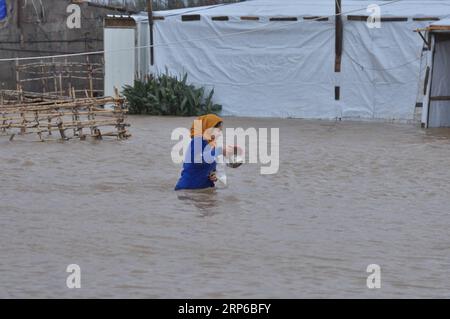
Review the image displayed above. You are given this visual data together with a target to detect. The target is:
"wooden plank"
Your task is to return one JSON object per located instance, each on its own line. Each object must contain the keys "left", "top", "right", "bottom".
{"left": 104, "top": 17, "right": 136, "bottom": 28}
{"left": 424, "top": 66, "right": 430, "bottom": 95}
{"left": 381, "top": 17, "right": 408, "bottom": 22}
{"left": 430, "top": 96, "right": 450, "bottom": 101}
{"left": 347, "top": 15, "right": 368, "bottom": 21}
{"left": 428, "top": 25, "right": 450, "bottom": 31}
{"left": 347, "top": 15, "right": 408, "bottom": 22}
{"left": 240, "top": 16, "right": 259, "bottom": 21}
{"left": 269, "top": 17, "right": 298, "bottom": 21}
{"left": 147, "top": 0, "right": 154, "bottom": 66}
{"left": 212, "top": 16, "right": 229, "bottom": 21}
{"left": 182, "top": 15, "right": 201, "bottom": 21}
{"left": 413, "top": 17, "right": 440, "bottom": 21}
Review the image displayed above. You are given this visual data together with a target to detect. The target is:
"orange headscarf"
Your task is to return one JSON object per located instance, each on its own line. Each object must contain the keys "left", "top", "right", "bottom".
{"left": 190, "top": 114, "right": 223, "bottom": 145}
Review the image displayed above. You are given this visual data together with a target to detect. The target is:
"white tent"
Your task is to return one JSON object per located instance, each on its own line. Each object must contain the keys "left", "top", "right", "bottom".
{"left": 106, "top": 0, "right": 450, "bottom": 121}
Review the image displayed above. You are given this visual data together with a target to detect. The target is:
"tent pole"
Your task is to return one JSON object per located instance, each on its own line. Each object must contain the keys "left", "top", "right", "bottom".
{"left": 335, "top": 0, "right": 343, "bottom": 73}
{"left": 426, "top": 37, "right": 437, "bottom": 128}
{"left": 147, "top": 0, "right": 154, "bottom": 66}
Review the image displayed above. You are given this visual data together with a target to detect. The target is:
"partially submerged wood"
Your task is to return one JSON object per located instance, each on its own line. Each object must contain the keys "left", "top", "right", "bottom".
{"left": 0, "top": 90, "right": 130, "bottom": 142}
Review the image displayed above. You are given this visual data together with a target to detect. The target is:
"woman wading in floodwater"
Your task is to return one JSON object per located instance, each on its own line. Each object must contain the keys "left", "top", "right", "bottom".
{"left": 175, "top": 114, "right": 238, "bottom": 191}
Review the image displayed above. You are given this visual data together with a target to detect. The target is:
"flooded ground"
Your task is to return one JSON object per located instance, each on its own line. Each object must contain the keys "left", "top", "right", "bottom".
{"left": 0, "top": 116, "right": 450, "bottom": 298}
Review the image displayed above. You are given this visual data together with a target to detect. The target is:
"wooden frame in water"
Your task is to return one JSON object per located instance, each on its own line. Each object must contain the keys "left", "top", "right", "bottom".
{"left": 0, "top": 89, "right": 131, "bottom": 142}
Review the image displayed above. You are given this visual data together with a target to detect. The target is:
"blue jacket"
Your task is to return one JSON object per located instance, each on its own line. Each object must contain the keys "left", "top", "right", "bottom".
{"left": 175, "top": 137, "right": 218, "bottom": 190}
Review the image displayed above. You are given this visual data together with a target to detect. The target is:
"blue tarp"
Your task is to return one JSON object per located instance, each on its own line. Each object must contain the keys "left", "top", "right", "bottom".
{"left": 0, "top": 0, "right": 7, "bottom": 20}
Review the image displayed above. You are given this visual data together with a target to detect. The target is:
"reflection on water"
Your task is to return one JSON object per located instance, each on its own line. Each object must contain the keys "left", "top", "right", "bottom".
{"left": 1, "top": 116, "right": 450, "bottom": 298}
{"left": 176, "top": 189, "right": 220, "bottom": 217}
{"left": 423, "top": 128, "right": 450, "bottom": 140}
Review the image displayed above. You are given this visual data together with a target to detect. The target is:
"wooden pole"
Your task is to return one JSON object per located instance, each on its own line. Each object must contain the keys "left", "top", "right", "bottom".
{"left": 335, "top": 0, "right": 343, "bottom": 73}
{"left": 41, "top": 59, "right": 47, "bottom": 94}
{"left": 147, "top": 0, "right": 154, "bottom": 66}
{"left": 15, "top": 58, "right": 20, "bottom": 92}
{"left": 52, "top": 58, "right": 58, "bottom": 94}
{"left": 87, "top": 56, "right": 94, "bottom": 98}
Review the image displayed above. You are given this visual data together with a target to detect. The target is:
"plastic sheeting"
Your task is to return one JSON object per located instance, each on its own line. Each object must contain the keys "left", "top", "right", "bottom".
{"left": 142, "top": 0, "right": 450, "bottom": 119}
{"left": 154, "top": 18, "right": 337, "bottom": 118}
{"left": 152, "top": 0, "right": 450, "bottom": 19}
{"left": 341, "top": 20, "right": 427, "bottom": 120}
{"left": 431, "top": 18, "right": 450, "bottom": 27}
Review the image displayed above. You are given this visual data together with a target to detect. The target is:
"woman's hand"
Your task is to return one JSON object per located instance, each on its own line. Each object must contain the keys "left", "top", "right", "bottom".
{"left": 223, "top": 145, "right": 243, "bottom": 157}
{"left": 209, "top": 171, "right": 218, "bottom": 182}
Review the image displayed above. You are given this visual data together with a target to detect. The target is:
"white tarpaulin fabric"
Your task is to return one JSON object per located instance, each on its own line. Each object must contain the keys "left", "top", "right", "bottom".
{"left": 154, "top": 17, "right": 336, "bottom": 118}
{"left": 341, "top": 20, "right": 429, "bottom": 120}
{"left": 431, "top": 18, "right": 450, "bottom": 26}
{"left": 137, "top": 0, "right": 450, "bottom": 120}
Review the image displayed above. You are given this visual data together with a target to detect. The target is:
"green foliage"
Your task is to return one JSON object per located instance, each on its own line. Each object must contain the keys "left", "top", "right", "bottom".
{"left": 122, "top": 72, "right": 222, "bottom": 116}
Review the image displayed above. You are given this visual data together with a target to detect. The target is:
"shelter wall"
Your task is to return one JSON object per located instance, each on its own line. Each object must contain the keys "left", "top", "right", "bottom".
{"left": 151, "top": 15, "right": 434, "bottom": 120}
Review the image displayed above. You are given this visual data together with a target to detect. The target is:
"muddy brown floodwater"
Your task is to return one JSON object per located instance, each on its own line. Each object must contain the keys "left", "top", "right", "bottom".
{"left": 1, "top": 116, "right": 450, "bottom": 298}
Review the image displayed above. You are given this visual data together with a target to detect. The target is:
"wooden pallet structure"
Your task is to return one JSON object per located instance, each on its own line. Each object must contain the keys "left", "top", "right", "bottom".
{"left": 15, "top": 57, "right": 104, "bottom": 98}
{"left": 0, "top": 89, "right": 130, "bottom": 142}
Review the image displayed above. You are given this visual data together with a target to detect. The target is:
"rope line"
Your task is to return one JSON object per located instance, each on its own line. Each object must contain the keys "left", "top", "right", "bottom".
{"left": 0, "top": 0, "right": 404, "bottom": 63}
